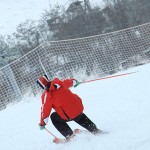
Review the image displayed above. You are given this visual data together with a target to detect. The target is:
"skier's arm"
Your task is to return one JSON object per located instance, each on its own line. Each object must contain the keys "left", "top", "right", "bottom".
{"left": 62, "top": 79, "right": 80, "bottom": 88}
{"left": 49, "top": 78, "right": 80, "bottom": 90}
{"left": 40, "top": 92, "right": 52, "bottom": 126}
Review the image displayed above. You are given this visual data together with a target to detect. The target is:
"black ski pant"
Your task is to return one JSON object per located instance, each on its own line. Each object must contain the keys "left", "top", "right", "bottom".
{"left": 50, "top": 112, "right": 98, "bottom": 138}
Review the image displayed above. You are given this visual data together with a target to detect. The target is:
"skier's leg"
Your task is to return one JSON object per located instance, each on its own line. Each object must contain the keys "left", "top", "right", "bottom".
{"left": 74, "top": 113, "right": 101, "bottom": 133}
{"left": 50, "top": 112, "right": 73, "bottom": 138}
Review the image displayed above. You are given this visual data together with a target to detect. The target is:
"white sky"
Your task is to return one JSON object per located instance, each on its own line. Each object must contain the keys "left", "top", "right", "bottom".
{"left": 0, "top": 0, "right": 104, "bottom": 36}
{"left": 0, "top": 63, "right": 150, "bottom": 150}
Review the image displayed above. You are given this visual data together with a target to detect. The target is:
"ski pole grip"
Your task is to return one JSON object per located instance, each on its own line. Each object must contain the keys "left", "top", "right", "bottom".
{"left": 74, "top": 82, "right": 81, "bottom": 87}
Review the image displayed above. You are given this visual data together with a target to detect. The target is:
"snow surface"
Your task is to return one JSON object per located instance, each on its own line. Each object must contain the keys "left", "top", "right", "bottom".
{"left": 0, "top": 0, "right": 104, "bottom": 35}
{"left": 0, "top": 63, "right": 150, "bottom": 150}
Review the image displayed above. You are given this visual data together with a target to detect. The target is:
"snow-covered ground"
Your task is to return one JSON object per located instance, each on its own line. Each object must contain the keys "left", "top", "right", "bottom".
{"left": 0, "top": 63, "right": 150, "bottom": 150}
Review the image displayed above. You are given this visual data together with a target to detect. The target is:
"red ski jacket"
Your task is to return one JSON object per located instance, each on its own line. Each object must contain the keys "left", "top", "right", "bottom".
{"left": 40, "top": 78, "right": 84, "bottom": 126}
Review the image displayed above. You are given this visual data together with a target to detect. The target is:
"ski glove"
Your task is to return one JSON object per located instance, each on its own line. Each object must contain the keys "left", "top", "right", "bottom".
{"left": 73, "top": 79, "right": 81, "bottom": 88}
{"left": 74, "top": 81, "right": 81, "bottom": 87}
{"left": 39, "top": 123, "right": 45, "bottom": 130}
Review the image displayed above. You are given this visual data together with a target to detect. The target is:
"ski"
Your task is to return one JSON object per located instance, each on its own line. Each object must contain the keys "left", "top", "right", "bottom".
{"left": 53, "top": 129, "right": 108, "bottom": 144}
{"left": 53, "top": 129, "right": 82, "bottom": 144}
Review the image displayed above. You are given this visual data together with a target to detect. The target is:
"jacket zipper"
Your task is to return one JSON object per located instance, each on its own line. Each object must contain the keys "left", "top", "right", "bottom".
{"left": 61, "top": 108, "right": 71, "bottom": 120}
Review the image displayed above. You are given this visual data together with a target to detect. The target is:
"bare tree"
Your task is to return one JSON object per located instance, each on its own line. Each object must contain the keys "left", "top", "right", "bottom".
{"left": 103, "top": 0, "right": 129, "bottom": 30}
{"left": 125, "top": 0, "right": 148, "bottom": 25}
{"left": 0, "top": 35, "right": 9, "bottom": 58}
{"left": 102, "top": 0, "right": 150, "bottom": 30}
{"left": 13, "top": 19, "right": 40, "bottom": 53}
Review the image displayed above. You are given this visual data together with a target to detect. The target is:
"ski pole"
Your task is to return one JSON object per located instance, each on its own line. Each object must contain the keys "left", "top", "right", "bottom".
{"left": 44, "top": 127, "right": 60, "bottom": 139}
{"left": 75, "top": 71, "right": 138, "bottom": 86}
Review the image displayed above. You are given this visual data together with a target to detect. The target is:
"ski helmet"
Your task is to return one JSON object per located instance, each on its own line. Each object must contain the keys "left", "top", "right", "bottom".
{"left": 37, "top": 75, "right": 49, "bottom": 89}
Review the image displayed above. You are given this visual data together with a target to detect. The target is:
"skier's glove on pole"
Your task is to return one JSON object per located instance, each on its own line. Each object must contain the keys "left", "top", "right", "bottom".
{"left": 72, "top": 79, "right": 81, "bottom": 87}
{"left": 74, "top": 81, "right": 81, "bottom": 87}
{"left": 74, "top": 82, "right": 81, "bottom": 87}
{"left": 39, "top": 123, "right": 45, "bottom": 130}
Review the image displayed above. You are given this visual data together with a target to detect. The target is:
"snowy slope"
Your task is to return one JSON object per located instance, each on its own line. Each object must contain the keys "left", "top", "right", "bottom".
{"left": 0, "top": 63, "right": 150, "bottom": 150}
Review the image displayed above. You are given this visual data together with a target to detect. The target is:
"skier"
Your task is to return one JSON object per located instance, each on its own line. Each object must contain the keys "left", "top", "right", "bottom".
{"left": 37, "top": 75, "right": 101, "bottom": 141}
